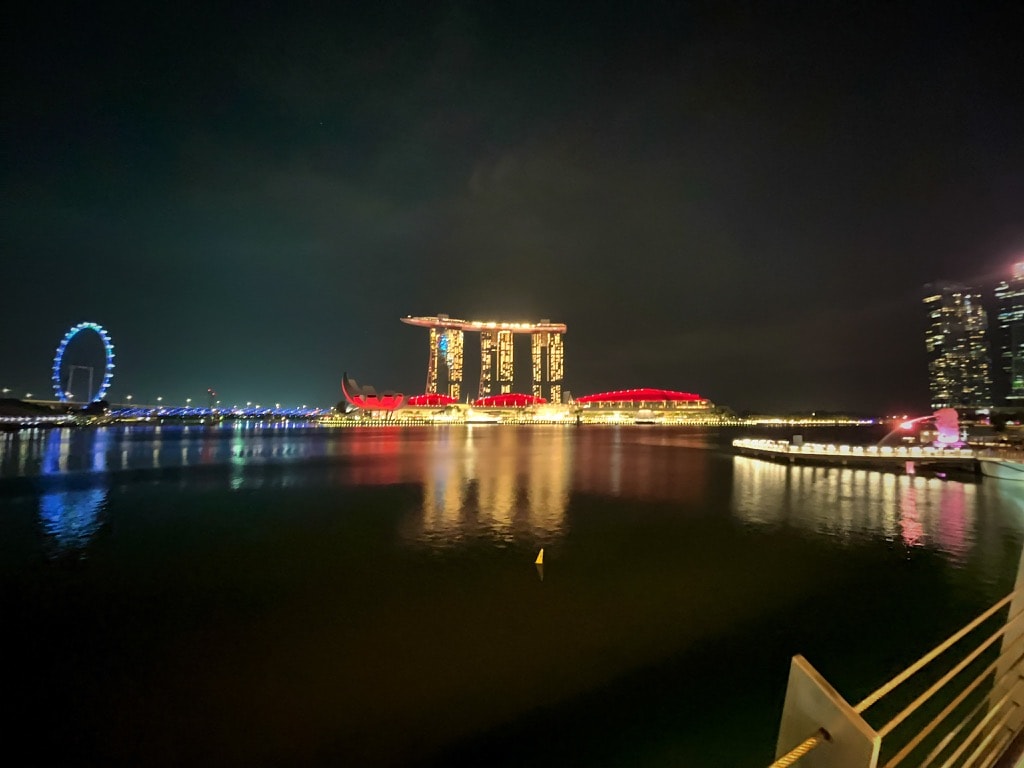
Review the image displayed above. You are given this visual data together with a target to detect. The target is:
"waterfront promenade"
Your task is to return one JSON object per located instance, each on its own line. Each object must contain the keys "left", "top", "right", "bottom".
{"left": 732, "top": 437, "right": 979, "bottom": 475}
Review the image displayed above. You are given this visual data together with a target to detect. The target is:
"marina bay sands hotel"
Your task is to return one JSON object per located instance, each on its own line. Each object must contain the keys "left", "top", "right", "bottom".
{"left": 401, "top": 315, "right": 565, "bottom": 403}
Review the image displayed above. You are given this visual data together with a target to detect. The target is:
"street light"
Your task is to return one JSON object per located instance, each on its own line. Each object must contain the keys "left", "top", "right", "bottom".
{"left": 2, "top": 387, "right": 10, "bottom": 395}
{"left": 186, "top": 398, "right": 192, "bottom": 407}
{"left": 126, "top": 394, "right": 133, "bottom": 403}
{"left": 25, "top": 393, "right": 33, "bottom": 399}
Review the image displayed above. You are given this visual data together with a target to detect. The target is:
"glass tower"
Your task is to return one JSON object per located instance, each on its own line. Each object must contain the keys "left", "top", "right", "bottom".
{"left": 995, "top": 262, "right": 1024, "bottom": 404}
{"left": 923, "top": 282, "right": 993, "bottom": 410}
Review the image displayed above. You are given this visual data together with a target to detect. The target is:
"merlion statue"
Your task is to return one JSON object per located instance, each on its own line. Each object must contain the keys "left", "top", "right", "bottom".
{"left": 933, "top": 408, "right": 960, "bottom": 447}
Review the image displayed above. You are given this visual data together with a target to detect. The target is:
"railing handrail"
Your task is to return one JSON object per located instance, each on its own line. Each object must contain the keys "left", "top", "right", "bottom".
{"left": 882, "top": 639, "right": 1024, "bottom": 767}
{"left": 768, "top": 728, "right": 830, "bottom": 768}
{"left": 875, "top": 602, "right": 1024, "bottom": 738}
{"left": 856, "top": 586, "right": 1024, "bottom": 714}
{"left": 769, "top": 586, "right": 1024, "bottom": 767}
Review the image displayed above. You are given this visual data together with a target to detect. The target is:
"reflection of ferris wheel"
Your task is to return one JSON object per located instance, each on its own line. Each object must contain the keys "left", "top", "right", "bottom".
{"left": 51, "top": 322, "right": 116, "bottom": 403}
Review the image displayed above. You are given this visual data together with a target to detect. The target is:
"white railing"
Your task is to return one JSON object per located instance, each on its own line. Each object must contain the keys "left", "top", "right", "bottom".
{"left": 770, "top": 587, "right": 1024, "bottom": 767}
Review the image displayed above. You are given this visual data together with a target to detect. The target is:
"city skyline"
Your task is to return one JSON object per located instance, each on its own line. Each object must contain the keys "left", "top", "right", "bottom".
{"left": 3, "top": 2, "right": 1023, "bottom": 412}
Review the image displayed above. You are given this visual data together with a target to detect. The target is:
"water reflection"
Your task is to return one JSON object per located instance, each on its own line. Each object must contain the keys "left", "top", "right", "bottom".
{"left": 0, "top": 423, "right": 345, "bottom": 485}
{"left": 408, "top": 427, "right": 572, "bottom": 546}
{"left": 38, "top": 430, "right": 109, "bottom": 557}
{"left": 2, "top": 426, "right": 579, "bottom": 547}
{"left": 39, "top": 488, "right": 107, "bottom": 556}
{"left": 729, "top": 456, "right": 999, "bottom": 565}
{"left": 11, "top": 426, "right": 1022, "bottom": 566}
{"left": 572, "top": 427, "right": 709, "bottom": 502}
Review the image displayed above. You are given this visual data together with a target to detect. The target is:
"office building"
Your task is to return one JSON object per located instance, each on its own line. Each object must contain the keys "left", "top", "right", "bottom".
{"left": 923, "top": 282, "right": 993, "bottom": 410}
{"left": 995, "top": 262, "right": 1024, "bottom": 404}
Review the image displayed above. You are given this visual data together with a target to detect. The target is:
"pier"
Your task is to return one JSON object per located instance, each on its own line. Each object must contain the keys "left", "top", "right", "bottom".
{"left": 732, "top": 438, "right": 979, "bottom": 475}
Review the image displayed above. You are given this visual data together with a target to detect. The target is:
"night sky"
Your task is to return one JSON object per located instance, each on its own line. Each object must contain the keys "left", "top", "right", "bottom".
{"left": 4, "top": 1, "right": 1023, "bottom": 413}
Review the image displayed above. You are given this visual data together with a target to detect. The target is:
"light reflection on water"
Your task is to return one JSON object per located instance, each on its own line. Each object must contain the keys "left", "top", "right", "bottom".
{"left": 37, "top": 430, "right": 110, "bottom": 558}
{"left": 4, "top": 426, "right": 1021, "bottom": 568}
{"left": 729, "top": 455, "right": 1019, "bottom": 571}
{"left": 38, "top": 487, "right": 107, "bottom": 556}
{"left": 409, "top": 426, "right": 573, "bottom": 546}
{"left": 0, "top": 422, "right": 335, "bottom": 481}
{"left": 4, "top": 425, "right": 1024, "bottom": 766}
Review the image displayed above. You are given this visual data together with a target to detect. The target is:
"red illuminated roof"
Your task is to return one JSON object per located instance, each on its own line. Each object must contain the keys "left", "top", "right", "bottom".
{"left": 473, "top": 393, "right": 547, "bottom": 407}
{"left": 407, "top": 393, "right": 458, "bottom": 407}
{"left": 341, "top": 373, "right": 406, "bottom": 411}
{"left": 576, "top": 388, "right": 703, "bottom": 403}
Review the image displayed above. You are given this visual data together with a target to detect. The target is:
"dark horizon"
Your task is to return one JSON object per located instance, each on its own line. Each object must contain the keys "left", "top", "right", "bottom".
{"left": 4, "top": 1, "right": 1023, "bottom": 413}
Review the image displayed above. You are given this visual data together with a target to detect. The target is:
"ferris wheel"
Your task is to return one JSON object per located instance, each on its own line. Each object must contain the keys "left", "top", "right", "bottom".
{"left": 51, "top": 322, "right": 116, "bottom": 403}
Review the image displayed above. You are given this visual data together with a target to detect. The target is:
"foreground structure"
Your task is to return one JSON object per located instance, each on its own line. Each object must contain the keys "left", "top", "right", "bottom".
{"left": 401, "top": 315, "right": 566, "bottom": 403}
{"left": 770, "top": 558, "right": 1024, "bottom": 767}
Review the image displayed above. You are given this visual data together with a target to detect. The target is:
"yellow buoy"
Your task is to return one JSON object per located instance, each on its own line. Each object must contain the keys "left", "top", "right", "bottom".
{"left": 535, "top": 548, "right": 544, "bottom": 565}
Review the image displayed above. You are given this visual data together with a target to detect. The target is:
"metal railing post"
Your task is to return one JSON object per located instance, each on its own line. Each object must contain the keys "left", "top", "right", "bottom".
{"left": 775, "top": 655, "right": 881, "bottom": 767}
{"left": 994, "top": 544, "right": 1024, "bottom": 739}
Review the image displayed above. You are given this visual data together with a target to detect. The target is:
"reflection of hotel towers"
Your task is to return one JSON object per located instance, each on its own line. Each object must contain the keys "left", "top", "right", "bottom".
{"left": 417, "top": 427, "right": 571, "bottom": 542}
{"left": 401, "top": 315, "right": 566, "bottom": 403}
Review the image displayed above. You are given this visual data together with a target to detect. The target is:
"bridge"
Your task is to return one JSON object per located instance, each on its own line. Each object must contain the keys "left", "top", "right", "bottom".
{"left": 109, "top": 404, "right": 327, "bottom": 419}
{"left": 0, "top": 400, "right": 327, "bottom": 427}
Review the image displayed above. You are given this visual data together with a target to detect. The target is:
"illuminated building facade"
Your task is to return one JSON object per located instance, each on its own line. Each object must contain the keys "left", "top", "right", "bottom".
{"left": 995, "top": 262, "right": 1024, "bottom": 404}
{"left": 402, "top": 315, "right": 566, "bottom": 403}
{"left": 531, "top": 327, "right": 564, "bottom": 404}
{"left": 575, "top": 388, "right": 713, "bottom": 417}
{"left": 479, "top": 330, "right": 515, "bottom": 396}
{"left": 923, "top": 282, "right": 993, "bottom": 410}
{"left": 424, "top": 324, "right": 464, "bottom": 400}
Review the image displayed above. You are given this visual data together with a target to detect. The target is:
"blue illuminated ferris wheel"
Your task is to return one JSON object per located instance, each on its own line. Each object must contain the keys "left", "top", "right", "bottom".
{"left": 51, "top": 322, "right": 116, "bottom": 403}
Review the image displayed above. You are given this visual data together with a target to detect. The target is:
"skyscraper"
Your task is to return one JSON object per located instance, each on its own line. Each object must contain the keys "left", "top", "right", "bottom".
{"left": 994, "top": 262, "right": 1024, "bottom": 404}
{"left": 923, "top": 282, "right": 993, "bottom": 410}
{"left": 401, "top": 315, "right": 566, "bottom": 403}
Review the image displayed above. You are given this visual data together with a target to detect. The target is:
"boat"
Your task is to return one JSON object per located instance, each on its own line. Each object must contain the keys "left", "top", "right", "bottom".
{"left": 634, "top": 408, "right": 659, "bottom": 425}
{"left": 978, "top": 455, "right": 1024, "bottom": 480}
{"left": 464, "top": 408, "right": 502, "bottom": 424}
